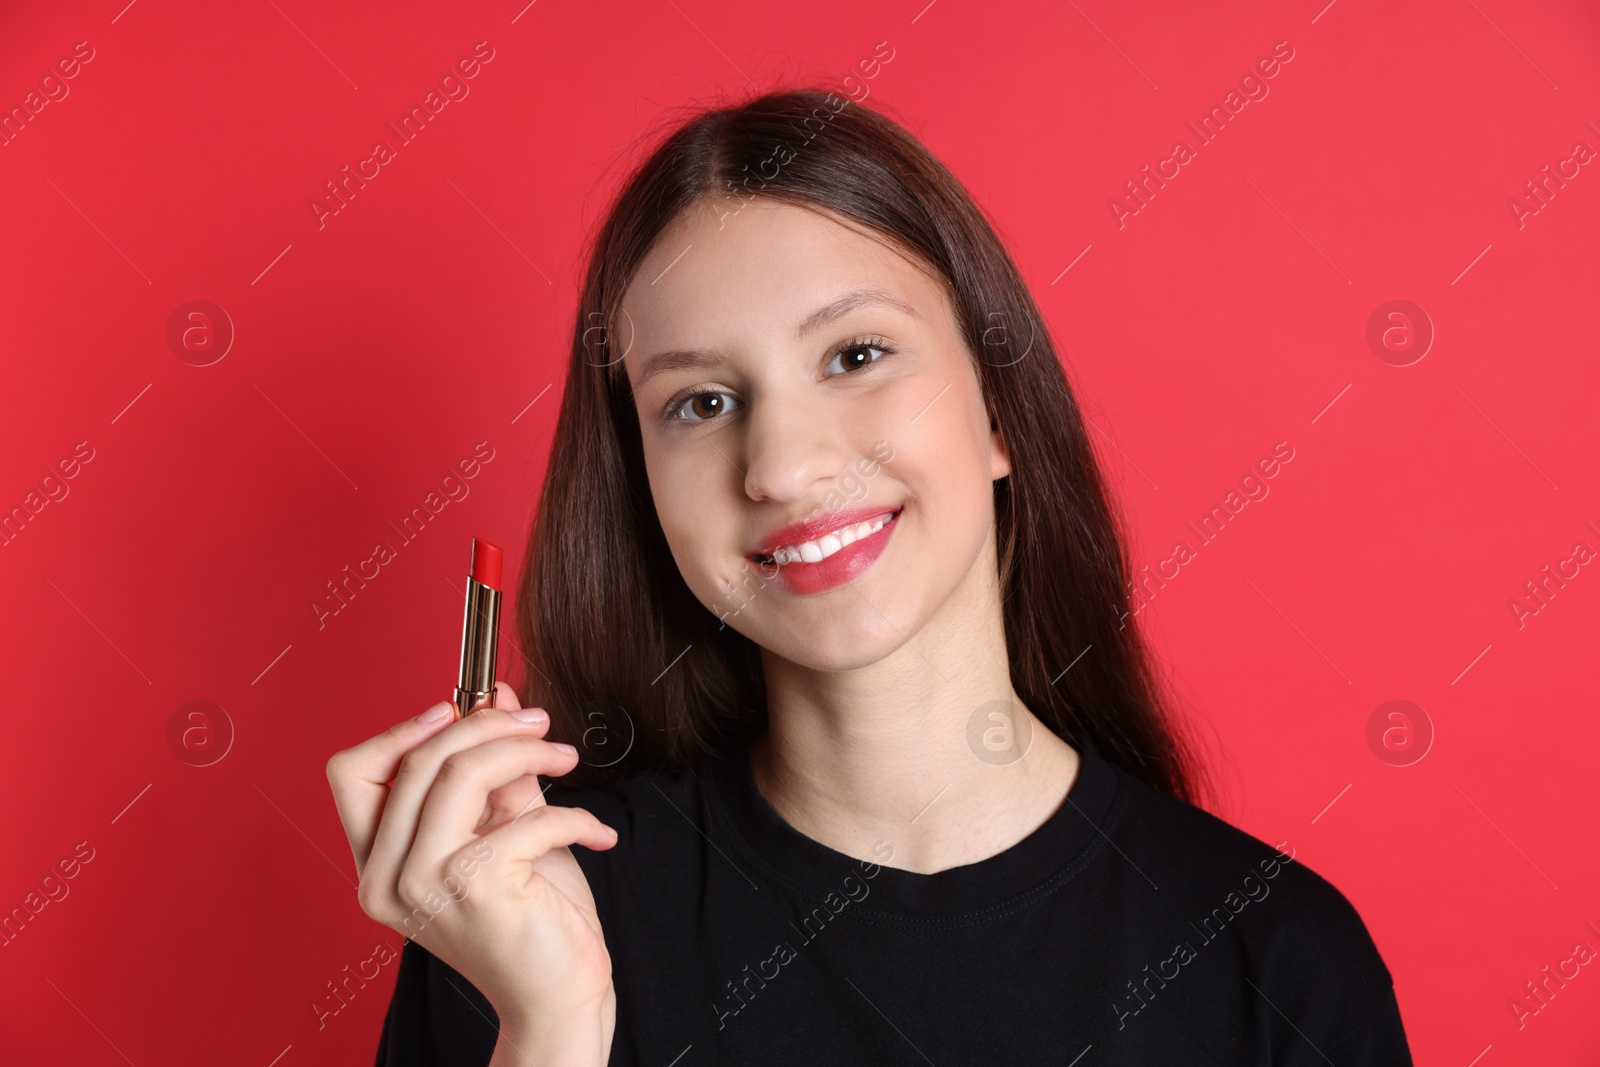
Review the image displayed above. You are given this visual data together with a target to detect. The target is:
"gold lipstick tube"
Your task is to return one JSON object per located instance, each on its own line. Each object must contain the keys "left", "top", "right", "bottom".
{"left": 454, "top": 573, "right": 501, "bottom": 716}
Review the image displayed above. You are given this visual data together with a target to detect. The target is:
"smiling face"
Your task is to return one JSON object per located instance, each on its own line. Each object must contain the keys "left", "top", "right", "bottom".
{"left": 619, "top": 197, "right": 1010, "bottom": 671}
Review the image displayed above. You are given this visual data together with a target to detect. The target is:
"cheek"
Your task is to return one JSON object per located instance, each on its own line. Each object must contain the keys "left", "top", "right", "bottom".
{"left": 645, "top": 444, "right": 730, "bottom": 584}
{"left": 887, "top": 391, "right": 998, "bottom": 569}
{"left": 647, "top": 458, "right": 693, "bottom": 545}
{"left": 897, "top": 390, "right": 992, "bottom": 489}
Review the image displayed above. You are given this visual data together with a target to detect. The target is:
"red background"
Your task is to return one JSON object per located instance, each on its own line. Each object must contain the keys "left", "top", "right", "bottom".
{"left": 3, "top": 0, "right": 1598, "bottom": 1063}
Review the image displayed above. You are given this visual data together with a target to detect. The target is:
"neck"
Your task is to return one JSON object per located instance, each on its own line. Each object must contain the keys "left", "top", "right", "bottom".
{"left": 752, "top": 526, "right": 1080, "bottom": 875}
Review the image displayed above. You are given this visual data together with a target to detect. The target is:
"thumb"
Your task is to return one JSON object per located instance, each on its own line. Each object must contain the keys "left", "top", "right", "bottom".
{"left": 491, "top": 679, "right": 521, "bottom": 712}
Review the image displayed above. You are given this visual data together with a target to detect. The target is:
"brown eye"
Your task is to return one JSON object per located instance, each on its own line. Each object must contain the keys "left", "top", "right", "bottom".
{"left": 838, "top": 346, "right": 872, "bottom": 370}
{"left": 667, "top": 390, "right": 741, "bottom": 422}
{"left": 824, "top": 338, "right": 892, "bottom": 377}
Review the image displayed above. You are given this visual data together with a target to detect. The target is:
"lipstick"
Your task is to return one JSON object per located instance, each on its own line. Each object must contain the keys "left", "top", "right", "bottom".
{"left": 454, "top": 537, "right": 503, "bottom": 716}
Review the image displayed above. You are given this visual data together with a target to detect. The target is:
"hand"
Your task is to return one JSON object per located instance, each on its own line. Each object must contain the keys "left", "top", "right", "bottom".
{"left": 326, "top": 682, "right": 618, "bottom": 1052}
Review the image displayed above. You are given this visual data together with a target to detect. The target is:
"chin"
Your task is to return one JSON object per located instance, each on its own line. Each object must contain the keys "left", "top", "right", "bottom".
{"left": 768, "top": 641, "right": 900, "bottom": 673}
{"left": 750, "top": 605, "right": 919, "bottom": 671}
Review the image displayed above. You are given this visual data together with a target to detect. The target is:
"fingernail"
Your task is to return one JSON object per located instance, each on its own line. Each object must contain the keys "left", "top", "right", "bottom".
{"left": 551, "top": 742, "right": 577, "bottom": 755}
{"left": 416, "top": 702, "right": 454, "bottom": 725}
{"left": 605, "top": 825, "right": 618, "bottom": 839}
{"left": 510, "top": 707, "right": 548, "bottom": 723}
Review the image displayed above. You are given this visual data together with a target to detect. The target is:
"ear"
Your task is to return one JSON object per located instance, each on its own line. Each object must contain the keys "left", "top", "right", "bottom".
{"left": 988, "top": 414, "right": 1011, "bottom": 482}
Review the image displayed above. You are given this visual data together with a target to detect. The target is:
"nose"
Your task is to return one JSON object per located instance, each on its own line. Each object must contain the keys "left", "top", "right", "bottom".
{"left": 740, "top": 391, "right": 850, "bottom": 505}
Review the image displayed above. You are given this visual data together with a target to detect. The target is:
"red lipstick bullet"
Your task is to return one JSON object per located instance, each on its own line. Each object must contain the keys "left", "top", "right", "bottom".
{"left": 454, "top": 536, "right": 503, "bottom": 716}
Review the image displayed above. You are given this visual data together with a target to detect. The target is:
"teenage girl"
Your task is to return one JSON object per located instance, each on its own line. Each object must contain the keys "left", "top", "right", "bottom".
{"left": 327, "top": 87, "right": 1413, "bottom": 1066}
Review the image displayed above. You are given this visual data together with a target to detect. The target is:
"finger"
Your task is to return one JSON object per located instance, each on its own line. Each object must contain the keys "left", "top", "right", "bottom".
{"left": 408, "top": 734, "right": 580, "bottom": 873}
{"left": 325, "top": 700, "right": 458, "bottom": 873}
{"left": 469, "top": 804, "right": 619, "bottom": 881}
{"left": 491, "top": 680, "right": 520, "bottom": 712}
{"left": 481, "top": 708, "right": 553, "bottom": 825}
{"left": 361, "top": 705, "right": 552, "bottom": 898}
{"left": 399, "top": 805, "right": 615, "bottom": 918}
{"left": 482, "top": 772, "right": 548, "bottom": 830}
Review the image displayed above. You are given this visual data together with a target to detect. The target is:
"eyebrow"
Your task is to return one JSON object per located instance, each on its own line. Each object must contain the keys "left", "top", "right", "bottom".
{"left": 795, "top": 284, "right": 919, "bottom": 339}
{"left": 630, "top": 284, "right": 920, "bottom": 395}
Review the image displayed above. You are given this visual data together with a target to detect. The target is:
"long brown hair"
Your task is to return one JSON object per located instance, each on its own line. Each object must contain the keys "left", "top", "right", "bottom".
{"left": 516, "top": 86, "right": 1209, "bottom": 805}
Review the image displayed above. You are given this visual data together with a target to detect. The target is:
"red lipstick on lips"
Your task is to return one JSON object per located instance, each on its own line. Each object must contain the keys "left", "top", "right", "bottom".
{"left": 454, "top": 536, "right": 503, "bottom": 716}
{"left": 749, "top": 505, "right": 902, "bottom": 596}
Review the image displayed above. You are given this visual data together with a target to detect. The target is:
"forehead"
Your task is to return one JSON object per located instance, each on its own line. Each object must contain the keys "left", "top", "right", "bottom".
{"left": 618, "top": 199, "right": 943, "bottom": 364}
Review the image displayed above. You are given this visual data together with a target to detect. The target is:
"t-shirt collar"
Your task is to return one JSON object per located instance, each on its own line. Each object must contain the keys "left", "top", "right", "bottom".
{"left": 700, "top": 731, "right": 1122, "bottom": 919}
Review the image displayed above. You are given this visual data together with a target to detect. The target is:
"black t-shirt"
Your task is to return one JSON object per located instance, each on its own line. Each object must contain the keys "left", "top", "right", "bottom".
{"left": 375, "top": 736, "right": 1413, "bottom": 1065}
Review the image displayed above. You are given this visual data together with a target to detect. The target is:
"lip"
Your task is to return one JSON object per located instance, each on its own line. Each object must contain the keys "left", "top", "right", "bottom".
{"left": 748, "top": 506, "right": 902, "bottom": 597}
{"left": 748, "top": 504, "right": 903, "bottom": 559}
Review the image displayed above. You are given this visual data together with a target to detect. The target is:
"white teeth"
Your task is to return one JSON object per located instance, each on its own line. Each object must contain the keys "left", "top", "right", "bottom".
{"left": 766, "top": 511, "right": 895, "bottom": 566}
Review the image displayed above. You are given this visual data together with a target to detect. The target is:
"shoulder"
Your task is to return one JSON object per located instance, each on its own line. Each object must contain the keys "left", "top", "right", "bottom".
{"left": 1103, "top": 756, "right": 1399, "bottom": 994}
{"left": 1097, "top": 759, "right": 1410, "bottom": 1060}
